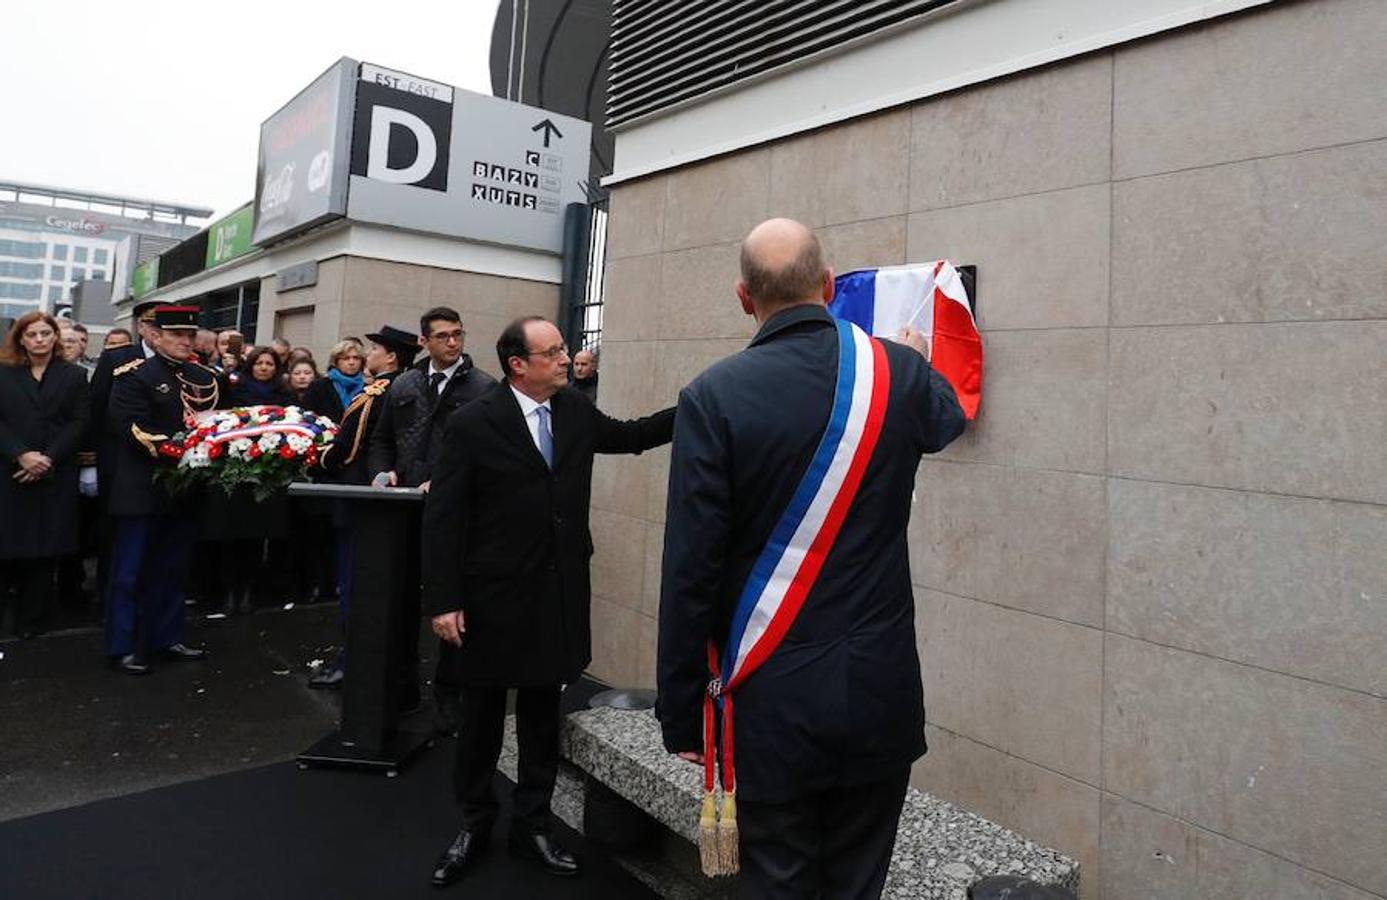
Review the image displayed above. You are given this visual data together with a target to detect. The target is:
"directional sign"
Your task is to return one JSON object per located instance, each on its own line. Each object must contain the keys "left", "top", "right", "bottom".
{"left": 347, "top": 62, "right": 592, "bottom": 254}
{"left": 531, "top": 119, "right": 563, "bottom": 148}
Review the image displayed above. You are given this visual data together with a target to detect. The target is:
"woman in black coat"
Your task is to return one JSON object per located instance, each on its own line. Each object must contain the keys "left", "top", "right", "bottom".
{"left": 209, "top": 346, "right": 292, "bottom": 613}
{"left": 0, "top": 312, "right": 90, "bottom": 637}
{"left": 303, "top": 338, "right": 365, "bottom": 426}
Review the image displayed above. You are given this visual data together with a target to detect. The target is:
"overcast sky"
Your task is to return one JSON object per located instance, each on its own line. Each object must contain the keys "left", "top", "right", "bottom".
{"left": 1, "top": 0, "right": 498, "bottom": 220}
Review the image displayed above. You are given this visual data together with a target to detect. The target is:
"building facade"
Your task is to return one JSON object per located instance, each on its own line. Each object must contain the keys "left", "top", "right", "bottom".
{"left": 587, "top": 1, "right": 1387, "bottom": 897}
{"left": 0, "top": 181, "right": 208, "bottom": 321}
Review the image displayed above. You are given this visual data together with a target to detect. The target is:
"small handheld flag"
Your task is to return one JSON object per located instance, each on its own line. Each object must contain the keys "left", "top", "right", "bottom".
{"left": 829, "top": 261, "right": 983, "bottom": 419}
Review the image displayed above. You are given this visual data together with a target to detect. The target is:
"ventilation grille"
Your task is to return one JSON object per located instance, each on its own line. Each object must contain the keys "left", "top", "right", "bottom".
{"left": 607, "top": 0, "right": 961, "bottom": 128}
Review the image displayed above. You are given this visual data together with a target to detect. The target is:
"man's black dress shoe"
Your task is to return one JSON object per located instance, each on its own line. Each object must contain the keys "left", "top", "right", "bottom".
{"left": 508, "top": 830, "right": 580, "bottom": 877}
{"left": 160, "top": 643, "right": 208, "bottom": 661}
{"left": 110, "top": 654, "right": 151, "bottom": 675}
{"left": 308, "top": 665, "right": 345, "bottom": 689}
{"left": 431, "top": 829, "right": 489, "bottom": 887}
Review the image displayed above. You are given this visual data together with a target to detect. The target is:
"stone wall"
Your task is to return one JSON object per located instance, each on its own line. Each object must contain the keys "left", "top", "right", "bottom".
{"left": 588, "top": 1, "right": 1387, "bottom": 896}
{"left": 255, "top": 255, "right": 560, "bottom": 378}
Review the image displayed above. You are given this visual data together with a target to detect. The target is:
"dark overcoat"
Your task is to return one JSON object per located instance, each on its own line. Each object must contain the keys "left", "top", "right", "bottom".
{"left": 302, "top": 376, "right": 347, "bottom": 424}
{"left": 0, "top": 360, "right": 91, "bottom": 559}
{"left": 368, "top": 356, "right": 496, "bottom": 487}
{"left": 106, "top": 354, "right": 221, "bottom": 518}
{"left": 421, "top": 382, "right": 674, "bottom": 686}
{"left": 656, "top": 304, "right": 966, "bottom": 804}
{"left": 89, "top": 345, "right": 142, "bottom": 494}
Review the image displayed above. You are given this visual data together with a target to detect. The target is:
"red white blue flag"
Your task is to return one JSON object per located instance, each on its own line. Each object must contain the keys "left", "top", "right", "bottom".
{"left": 829, "top": 260, "right": 983, "bottom": 419}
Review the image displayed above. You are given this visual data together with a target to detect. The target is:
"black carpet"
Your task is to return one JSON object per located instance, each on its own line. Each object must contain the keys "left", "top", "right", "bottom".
{"left": 0, "top": 680, "right": 654, "bottom": 900}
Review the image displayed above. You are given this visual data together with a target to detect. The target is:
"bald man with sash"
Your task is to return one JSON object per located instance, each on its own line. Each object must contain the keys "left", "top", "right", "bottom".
{"left": 658, "top": 219, "right": 967, "bottom": 899}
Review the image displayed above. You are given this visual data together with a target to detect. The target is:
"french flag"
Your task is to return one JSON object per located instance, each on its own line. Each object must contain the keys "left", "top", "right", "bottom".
{"left": 829, "top": 260, "right": 983, "bottom": 419}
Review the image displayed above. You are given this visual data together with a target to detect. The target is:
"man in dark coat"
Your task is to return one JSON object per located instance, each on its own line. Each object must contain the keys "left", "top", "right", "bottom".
{"left": 421, "top": 315, "right": 674, "bottom": 887}
{"left": 308, "top": 324, "right": 419, "bottom": 690}
{"left": 104, "top": 305, "right": 222, "bottom": 675}
{"left": 570, "top": 348, "right": 598, "bottom": 402}
{"left": 657, "top": 219, "right": 966, "bottom": 899}
{"left": 368, "top": 307, "right": 495, "bottom": 724}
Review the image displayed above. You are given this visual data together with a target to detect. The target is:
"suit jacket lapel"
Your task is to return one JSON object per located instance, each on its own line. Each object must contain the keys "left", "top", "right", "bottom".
{"left": 485, "top": 383, "right": 550, "bottom": 472}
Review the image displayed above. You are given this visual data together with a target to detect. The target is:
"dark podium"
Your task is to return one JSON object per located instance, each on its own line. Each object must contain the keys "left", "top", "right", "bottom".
{"left": 288, "top": 482, "right": 433, "bottom": 776}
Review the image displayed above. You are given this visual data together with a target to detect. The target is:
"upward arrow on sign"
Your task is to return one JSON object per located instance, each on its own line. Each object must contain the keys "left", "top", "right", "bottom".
{"left": 532, "top": 119, "right": 563, "bottom": 148}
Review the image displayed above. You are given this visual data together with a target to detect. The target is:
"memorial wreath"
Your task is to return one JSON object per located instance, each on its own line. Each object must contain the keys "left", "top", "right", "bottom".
{"left": 153, "top": 404, "right": 338, "bottom": 502}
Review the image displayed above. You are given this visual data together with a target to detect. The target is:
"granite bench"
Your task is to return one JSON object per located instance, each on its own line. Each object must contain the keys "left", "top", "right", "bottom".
{"left": 550, "top": 707, "right": 1079, "bottom": 900}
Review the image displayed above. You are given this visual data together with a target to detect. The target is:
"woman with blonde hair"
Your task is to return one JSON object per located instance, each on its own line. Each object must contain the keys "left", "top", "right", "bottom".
{"left": 304, "top": 338, "right": 365, "bottom": 424}
{"left": 0, "top": 312, "right": 90, "bottom": 637}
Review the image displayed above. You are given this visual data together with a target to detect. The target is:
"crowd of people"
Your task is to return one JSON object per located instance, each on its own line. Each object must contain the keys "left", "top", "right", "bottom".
{"left": 2, "top": 217, "right": 970, "bottom": 898}
{"left": 0, "top": 301, "right": 599, "bottom": 697}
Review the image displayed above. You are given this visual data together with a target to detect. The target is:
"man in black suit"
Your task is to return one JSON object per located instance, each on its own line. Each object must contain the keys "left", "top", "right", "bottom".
{"left": 657, "top": 219, "right": 967, "bottom": 899}
{"left": 104, "top": 305, "right": 221, "bottom": 675}
{"left": 369, "top": 306, "right": 495, "bottom": 724}
{"left": 421, "top": 316, "right": 674, "bottom": 887}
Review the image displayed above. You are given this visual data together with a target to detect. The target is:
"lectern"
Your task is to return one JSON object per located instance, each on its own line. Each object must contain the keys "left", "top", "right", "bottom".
{"left": 288, "top": 482, "right": 433, "bottom": 776}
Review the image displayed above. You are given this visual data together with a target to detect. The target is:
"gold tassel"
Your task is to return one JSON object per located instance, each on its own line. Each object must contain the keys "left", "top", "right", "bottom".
{"left": 699, "top": 791, "right": 722, "bottom": 876}
{"left": 716, "top": 791, "right": 739, "bottom": 874}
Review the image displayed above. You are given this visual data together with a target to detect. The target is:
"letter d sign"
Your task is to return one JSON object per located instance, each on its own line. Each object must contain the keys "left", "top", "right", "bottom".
{"left": 368, "top": 107, "right": 436, "bottom": 183}
{"left": 350, "top": 79, "right": 452, "bottom": 191}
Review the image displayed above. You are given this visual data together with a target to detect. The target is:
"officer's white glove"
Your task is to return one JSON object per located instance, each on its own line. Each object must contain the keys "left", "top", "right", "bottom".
{"left": 79, "top": 466, "right": 98, "bottom": 497}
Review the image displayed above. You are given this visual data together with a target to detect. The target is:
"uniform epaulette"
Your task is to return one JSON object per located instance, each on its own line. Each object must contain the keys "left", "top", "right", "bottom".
{"left": 113, "top": 358, "right": 145, "bottom": 376}
{"left": 364, "top": 378, "right": 390, "bottom": 397}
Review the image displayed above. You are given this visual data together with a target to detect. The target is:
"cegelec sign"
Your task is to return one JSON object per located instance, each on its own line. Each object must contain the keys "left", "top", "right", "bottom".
{"left": 44, "top": 214, "right": 105, "bottom": 235}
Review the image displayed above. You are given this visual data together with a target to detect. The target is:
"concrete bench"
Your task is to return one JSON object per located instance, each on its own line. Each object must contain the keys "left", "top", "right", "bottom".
{"left": 549, "top": 707, "right": 1079, "bottom": 899}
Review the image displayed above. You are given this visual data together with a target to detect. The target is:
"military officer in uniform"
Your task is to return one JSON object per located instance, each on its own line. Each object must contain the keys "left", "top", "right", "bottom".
{"left": 104, "top": 304, "right": 221, "bottom": 675}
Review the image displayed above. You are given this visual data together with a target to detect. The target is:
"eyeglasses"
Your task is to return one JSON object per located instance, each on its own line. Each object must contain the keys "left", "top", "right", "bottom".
{"left": 525, "top": 344, "right": 568, "bottom": 360}
{"left": 429, "top": 329, "right": 466, "bottom": 343}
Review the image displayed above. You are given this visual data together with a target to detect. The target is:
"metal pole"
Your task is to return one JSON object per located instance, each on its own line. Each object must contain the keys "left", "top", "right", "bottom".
{"left": 506, "top": 0, "right": 520, "bottom": 100}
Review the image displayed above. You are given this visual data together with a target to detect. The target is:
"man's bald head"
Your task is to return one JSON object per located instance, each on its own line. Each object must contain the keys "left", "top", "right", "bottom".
{"left": 738, "top": 218, "right": 830, "bottom": 317}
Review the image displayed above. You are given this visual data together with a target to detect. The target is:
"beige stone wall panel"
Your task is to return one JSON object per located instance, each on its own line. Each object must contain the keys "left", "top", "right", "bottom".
{"left": 910, "top": 459, "right": 1106, "bottom": 627}
{"left": 915, "top": 589, "right": 1103, "bottom": 783}
{"left": 907, "top": 184, "right": 1111, "bottom": 331}
{"left": 909, "top": 53, "right": 1112, "bottom": 211}
{"left": 936, "top": 328, "right": 1107, "bottom": 475}
{"left": 662, "top": 149, "right": 770, "bottom": 252}
{"left": 1112, "top": 140, "right": 1387, "bottom": 327}
{"left": 1103, "top": 634, "right": 1387, "bottom": 895}
{"left": 1109, "top": 478, "right": 1387, "bottom": 697}
{"left": 1109, "top": 322, "right": 1387, "bottom": 504}
{"left": 1100, "top": 795, "right": 1381, "bottom": 900}
{"left": 1113, "top": 0, "right": 1387, "bottom": 178}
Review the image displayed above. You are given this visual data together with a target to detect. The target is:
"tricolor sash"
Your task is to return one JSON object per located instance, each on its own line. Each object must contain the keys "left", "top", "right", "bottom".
{"left": 698, "top": 318, "right": 891, "bottom": 876}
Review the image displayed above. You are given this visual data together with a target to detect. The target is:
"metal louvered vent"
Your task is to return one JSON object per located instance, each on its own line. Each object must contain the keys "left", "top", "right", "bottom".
{"left": 608, "top": 0, "right": 962, "bottom": 128}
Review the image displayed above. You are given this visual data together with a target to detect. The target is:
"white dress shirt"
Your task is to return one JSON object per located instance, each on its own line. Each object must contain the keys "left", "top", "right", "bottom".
{"left": 509, "top": 384, "right": 553, "bottom": 454}
{"left": 428, "top": 358, "right": 463, "bottom": 394}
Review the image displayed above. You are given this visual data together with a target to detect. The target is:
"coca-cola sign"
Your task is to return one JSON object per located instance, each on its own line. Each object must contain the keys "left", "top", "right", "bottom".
{"left": 252, "top": 57, "right": 356, "bottom": 246}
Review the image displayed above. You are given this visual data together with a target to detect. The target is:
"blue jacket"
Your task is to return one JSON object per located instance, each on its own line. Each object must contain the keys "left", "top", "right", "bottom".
{"left": 657, "top": 303, "right": 965, "bottom": 803}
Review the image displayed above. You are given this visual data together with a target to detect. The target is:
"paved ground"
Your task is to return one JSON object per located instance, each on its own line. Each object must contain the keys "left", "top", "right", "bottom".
{"left": 0, "top": 601, "right": 351, "bottom": 822}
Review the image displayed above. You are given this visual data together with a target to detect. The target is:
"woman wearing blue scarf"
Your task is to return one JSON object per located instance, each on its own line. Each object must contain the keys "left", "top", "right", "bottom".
{"left": 304, "top": 339, "right": 366, "bottom": 424}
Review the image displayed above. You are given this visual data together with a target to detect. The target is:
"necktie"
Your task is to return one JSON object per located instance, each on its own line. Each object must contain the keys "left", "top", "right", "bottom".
{"left": 428, "top": 371, "right": 447, "bottom": 406}
{"left": 536, "top": 405, "right": 554, "bottom": 469}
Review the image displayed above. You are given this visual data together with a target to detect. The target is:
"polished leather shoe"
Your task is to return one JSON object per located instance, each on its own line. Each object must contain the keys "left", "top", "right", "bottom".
{"left": 110, "top": 654, "right": 151, "bottom": 675}
{"left": 160, "top": 643, "right": 208, "bottom": 661}
{"left": 308, "top": 665, "right": 345, "bottom": 689}
{"left": 431, "top": 829, "right": 489, "bottom": 887}
{"left": 508, "top": 830, "right": 580, "bottom": 877}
